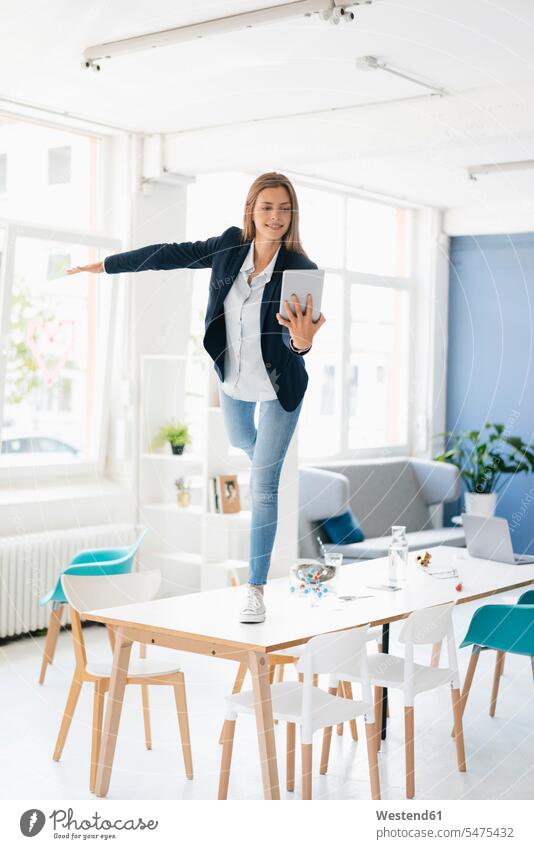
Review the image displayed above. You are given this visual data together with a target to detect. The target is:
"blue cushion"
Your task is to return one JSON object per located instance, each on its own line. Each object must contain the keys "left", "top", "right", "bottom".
{"left": 321, "top": 510, "right": 365, "bottom": 545}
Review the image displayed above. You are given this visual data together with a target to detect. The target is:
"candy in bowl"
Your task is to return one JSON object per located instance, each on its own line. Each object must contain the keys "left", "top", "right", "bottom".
{"left": 289, "top": 558, "right": 339, "bottom": 599}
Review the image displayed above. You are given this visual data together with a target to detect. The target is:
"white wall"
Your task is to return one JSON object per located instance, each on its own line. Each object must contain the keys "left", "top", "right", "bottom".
{"left": 444, "top": 205, "right": 534, "bottom": 236}
{"left": 104, "top": 135, "right": 193, "bottom": 491}
{"left": 410, "top": 208, "right": 450, "bottom": 460}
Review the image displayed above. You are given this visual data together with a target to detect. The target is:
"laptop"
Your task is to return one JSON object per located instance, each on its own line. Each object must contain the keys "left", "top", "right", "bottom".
{"left": 462, "top": 513, "right": 534, "bottom": 564}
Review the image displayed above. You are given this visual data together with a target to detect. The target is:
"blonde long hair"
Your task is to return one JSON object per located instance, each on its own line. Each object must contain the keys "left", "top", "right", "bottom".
{"left": 242, "top": 172, "right": 308, "bottom": 256}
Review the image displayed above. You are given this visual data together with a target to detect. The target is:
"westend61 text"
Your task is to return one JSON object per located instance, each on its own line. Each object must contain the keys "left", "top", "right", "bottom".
{"left": 376, "top": 810, "right": 442, "bottom": 821}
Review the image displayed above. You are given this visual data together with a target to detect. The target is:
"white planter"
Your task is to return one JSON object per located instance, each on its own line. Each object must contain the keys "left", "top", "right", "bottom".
{"left": 464, "top": 492, "right": 497, "bottom": 517}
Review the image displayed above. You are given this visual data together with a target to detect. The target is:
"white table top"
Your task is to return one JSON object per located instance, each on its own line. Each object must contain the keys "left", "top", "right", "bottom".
{"left": 84, "top": 546, "right": 534, "bottom": 653}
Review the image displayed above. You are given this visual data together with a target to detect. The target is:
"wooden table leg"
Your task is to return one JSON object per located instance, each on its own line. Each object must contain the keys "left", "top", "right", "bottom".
{"left": 94, "top": 628, "right": 133, "bottom": 798}
{"left": 248, "top": 650, "right": 280, "bottom": 800}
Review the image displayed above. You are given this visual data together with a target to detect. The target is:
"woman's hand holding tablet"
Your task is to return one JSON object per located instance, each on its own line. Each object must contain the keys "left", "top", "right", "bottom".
{"left": 276, "top": 268, "right": 326, "bottom": 351}
{"left": 276, "top": 292, "right": 326, "bottom": 351}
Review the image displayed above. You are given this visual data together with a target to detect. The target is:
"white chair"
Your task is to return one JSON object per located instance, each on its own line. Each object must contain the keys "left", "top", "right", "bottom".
{"left": 269, "top": 625, "right": 385, "bottom": 741}
{"left": 54, "top": 570, "right": 193, "bottom": 792}
{"left": 320, "top": 601, "right": 466, "bottom": 798}
{"left": 220, "top": 570, "right": 386, "bottom": 742}
{"left": 218, "top": 625, "right": 381, "bottom": 800}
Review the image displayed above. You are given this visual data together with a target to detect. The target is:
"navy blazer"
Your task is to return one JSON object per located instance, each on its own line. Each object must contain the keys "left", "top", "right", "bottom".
{"left": 104, "top": 226, "right": 318, "bottom": 412}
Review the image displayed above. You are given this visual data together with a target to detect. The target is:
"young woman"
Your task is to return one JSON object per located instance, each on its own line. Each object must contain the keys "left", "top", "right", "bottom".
{"left": 68, "top": 172, "right": 325, "bottom": 623}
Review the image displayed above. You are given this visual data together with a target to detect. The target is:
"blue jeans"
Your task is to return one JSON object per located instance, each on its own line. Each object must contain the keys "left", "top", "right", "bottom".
{"left": 219, "top": 388, "right": 302, "bottom": 586}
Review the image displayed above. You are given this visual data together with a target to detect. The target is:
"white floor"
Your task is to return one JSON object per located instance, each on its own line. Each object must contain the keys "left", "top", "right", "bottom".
{"left": 1, "top": 589, "right": 533, "bottom": 801}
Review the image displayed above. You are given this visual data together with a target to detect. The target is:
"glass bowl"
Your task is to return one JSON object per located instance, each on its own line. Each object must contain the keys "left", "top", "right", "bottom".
{"left": 289, "top": 558, "right": 339, "bottom": 601}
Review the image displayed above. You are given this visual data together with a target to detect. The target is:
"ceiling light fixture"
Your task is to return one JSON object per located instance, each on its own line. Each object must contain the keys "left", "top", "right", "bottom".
{"left": 83, "top": 1, "right": 375, "bottom": 69}
{"left": 467, "top": 160, "right": 534, "bottom": 181}
{"left": 355, "top": 55, "right": 447, "bottom": 96}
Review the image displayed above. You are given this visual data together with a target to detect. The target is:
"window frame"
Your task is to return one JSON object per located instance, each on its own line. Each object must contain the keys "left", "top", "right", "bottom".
{"left": 0, "top": 217, "right": 120, "bottom": 482}
{"left": 0, "top": 152, "right": 6, "bottom": 194}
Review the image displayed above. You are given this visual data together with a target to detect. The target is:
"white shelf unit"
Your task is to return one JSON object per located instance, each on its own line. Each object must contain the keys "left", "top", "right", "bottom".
{"left": 136, "top": 353, "right": 253, "bottom": 596}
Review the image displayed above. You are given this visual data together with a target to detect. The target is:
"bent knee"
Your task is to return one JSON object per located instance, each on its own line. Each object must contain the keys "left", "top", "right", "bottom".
{"left": 251, "top": 482, "right": 278, "bottom": 506}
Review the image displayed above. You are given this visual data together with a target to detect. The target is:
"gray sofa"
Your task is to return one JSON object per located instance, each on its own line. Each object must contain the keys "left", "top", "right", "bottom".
{"left": 299, "top": 457, "right": 464, "bottom": 561}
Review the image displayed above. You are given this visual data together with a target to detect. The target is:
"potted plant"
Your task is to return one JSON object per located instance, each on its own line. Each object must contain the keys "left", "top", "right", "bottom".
{"left": 151, "top": 420, "right": 191, "bottom": 455}
{"left": 434, "top": 422, "right": 534, "bottom": 516}
{"left": 174, "top": 477, "right": 191, "bottom": 508}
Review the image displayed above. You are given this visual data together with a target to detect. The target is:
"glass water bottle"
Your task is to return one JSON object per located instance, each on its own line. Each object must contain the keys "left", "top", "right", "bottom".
{"left": 388, "top": 525, "right": 408, "bottom": 587}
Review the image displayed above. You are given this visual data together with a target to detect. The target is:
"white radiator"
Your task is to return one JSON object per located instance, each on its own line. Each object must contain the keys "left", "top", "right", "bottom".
{"left": 0, "top": 524, "right": 136, "bottom": 638}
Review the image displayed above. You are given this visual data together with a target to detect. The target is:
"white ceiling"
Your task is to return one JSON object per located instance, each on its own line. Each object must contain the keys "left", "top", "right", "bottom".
{"left": 2, "top": 0, "right": 534, "bottom": 210}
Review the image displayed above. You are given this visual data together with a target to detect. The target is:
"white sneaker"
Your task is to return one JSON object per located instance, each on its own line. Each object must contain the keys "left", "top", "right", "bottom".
{"left": 239, "top": 586, "right": 266, "bottom": 623}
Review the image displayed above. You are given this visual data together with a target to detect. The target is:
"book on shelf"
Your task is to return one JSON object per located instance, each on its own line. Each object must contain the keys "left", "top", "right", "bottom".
{"left": 209, "top": 474, "right": 241, "bottom": 513}
{"left": 209, "top": 477, "right": 220, "bottom": 513}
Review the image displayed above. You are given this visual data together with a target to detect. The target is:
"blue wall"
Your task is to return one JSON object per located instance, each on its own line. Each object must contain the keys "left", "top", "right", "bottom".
{"left": 446, "top": 233, "right": 534, "bottom": 554}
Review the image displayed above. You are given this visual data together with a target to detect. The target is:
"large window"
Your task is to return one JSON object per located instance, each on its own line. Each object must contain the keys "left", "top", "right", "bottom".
{"left": 348, "top": 283, "right": 409, "bottom": 449}
{"left": 297, "top": 186, "right": 412, "bottom": 458}
{"left": 0, "top": 117, "right": 101, "bottom": 231}
{"left": 185, "top": 173, "right": 413, "bottom": 460}
{"left": 0, "top": 117, "right": 119, "bottom": 473}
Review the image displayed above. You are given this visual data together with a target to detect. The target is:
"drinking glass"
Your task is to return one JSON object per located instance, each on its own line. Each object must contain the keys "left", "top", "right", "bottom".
{"left": 324, "top": 551, "right": 343, "bottom": 569}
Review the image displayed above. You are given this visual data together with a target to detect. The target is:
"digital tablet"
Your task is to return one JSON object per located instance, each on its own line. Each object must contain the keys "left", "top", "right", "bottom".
{"left": 279, "top": 269, "right": 324, "bottom": 323}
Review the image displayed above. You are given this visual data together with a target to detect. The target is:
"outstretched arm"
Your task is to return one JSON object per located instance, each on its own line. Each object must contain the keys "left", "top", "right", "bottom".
{"left": 67, "top": 230, "right": 230, "bottom": 276}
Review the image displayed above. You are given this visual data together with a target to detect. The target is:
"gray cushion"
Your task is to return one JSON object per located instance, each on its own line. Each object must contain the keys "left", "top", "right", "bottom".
{"left": 323, "top": 527, "right": 465, "bottom": 561}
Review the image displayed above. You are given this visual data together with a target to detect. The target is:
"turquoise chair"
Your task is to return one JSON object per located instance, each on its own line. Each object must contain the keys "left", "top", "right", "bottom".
{"left": 494, "top": 590, "right": 534, "bottom": 684}
{"left": 455, "top": 591, "right": 534, "bottom": 726}
{"left": 38, "top": 528, "right": 147, "bottom": 684}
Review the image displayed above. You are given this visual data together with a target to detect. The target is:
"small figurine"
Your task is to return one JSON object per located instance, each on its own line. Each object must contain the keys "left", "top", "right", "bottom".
{"left": 416, "top": 551, "right": 432, "bottom": 568}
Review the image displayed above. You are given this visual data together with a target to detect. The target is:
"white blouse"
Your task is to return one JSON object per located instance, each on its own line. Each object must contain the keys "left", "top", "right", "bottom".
{"left": 221, "top": 241, "right": 280, "bottom": 402}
